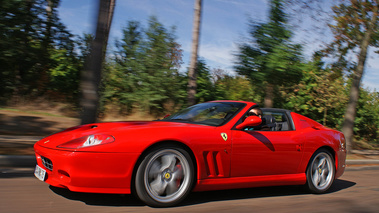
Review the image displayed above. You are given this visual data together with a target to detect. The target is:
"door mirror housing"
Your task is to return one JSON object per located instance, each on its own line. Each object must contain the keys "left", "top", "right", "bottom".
{"left": 236, "top": 116, "right": 262, "bottom": 130}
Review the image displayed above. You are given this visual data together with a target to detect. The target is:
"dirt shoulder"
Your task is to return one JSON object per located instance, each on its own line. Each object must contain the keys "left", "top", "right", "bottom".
{"left": 0, "top": 109, "right": 79, "bottom": 136}
{"left": 0, "top": 109, "right": 79, "bottom": 155}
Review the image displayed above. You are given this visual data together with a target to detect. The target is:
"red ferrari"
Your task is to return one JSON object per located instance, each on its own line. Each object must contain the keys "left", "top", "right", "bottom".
{"left": 34, "top": 100, "right": 346, "bottom": 207}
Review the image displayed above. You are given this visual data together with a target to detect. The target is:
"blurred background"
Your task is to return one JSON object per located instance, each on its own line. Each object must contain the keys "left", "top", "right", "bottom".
{"left": 0, "top": 0, "right": 378, "bottom": 156}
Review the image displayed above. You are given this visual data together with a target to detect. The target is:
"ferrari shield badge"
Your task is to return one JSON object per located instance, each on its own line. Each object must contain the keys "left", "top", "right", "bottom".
{"left": 221, "top": 133, "right": 228, "bottom": 141}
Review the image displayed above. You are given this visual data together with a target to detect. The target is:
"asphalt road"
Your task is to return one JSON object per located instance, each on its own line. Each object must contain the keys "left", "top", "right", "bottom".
{"left": 1, "top": 168, "right": 378, "bottom": 213}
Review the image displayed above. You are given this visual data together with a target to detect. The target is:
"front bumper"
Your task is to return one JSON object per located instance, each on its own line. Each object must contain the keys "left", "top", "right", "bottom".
{"left": 34, "top": 143, "right": 140, "bottom": 194}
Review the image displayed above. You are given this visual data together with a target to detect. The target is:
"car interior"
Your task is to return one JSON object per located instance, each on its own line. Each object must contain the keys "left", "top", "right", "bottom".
{"left": 261, "top": 111, "right": 291, "bottom": 131}
{"left": 241, "top": 109, "right": 293, "bottom": 131}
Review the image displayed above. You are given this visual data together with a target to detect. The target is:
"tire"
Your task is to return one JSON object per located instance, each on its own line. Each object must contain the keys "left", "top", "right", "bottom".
{"left": 305, "top": 149, "right": 335, "bottom": 193}
{"left": 135, "top": 146, "right": 194, "bottom": 207}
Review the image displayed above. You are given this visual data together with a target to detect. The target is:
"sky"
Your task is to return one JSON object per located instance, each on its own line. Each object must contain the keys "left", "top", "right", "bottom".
{"left": 58, "top": 0, "right": 378, "bottom": 91}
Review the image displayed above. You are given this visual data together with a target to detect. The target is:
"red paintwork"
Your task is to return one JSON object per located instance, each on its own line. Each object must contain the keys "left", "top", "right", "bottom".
{"left": 34, "top": 100, "right": 346, "bottom": 194}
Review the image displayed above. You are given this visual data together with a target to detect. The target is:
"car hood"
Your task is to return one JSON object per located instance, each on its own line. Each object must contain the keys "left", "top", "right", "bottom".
{"left": 35, "top": 121, "right": 211, "bottom": 149}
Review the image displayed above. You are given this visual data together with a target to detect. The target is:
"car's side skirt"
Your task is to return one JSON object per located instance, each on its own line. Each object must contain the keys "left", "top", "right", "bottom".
{"left": 193, "top": 173, "right": 306, "bottom": 192}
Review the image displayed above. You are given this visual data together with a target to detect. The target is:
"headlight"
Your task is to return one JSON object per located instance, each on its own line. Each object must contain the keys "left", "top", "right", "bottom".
{"left": 57, "top": 134, "right": 115, "bottom": 149}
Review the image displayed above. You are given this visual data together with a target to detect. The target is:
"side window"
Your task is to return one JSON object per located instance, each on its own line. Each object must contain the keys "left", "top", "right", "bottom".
{"left": 238, "top": 108, "right": 293, "bottom": 131}
{"left": 262, "top": 111, "right": 291, "bottom": 131}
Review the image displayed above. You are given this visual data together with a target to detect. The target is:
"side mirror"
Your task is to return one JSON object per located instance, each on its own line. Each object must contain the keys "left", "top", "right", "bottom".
{"left": 236, "top": 116, "right": 262, "bottom": 130}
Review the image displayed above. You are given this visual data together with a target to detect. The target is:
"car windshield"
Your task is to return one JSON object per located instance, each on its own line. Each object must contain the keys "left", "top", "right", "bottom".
{"left": 162, "top": 102, "right": 245, "bottom": 126}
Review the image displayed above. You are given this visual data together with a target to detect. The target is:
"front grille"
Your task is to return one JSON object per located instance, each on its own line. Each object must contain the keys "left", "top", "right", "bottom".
{"left": 41, "top": 156, "right": 53, "bottom": 171}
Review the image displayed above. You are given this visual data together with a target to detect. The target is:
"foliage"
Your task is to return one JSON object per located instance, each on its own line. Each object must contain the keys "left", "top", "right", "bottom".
{"left": 195, "top": 59, "right": 217, "bottom": 103}
{"left": 102, "top": 17, "right": 186, "bottom": 115}
{"left": 355, "top": 89, "right": 379, "bottom": 145}
{"left": 0, "top": 0, "right": 42, "bottom": 98}
{"left": 192, "top": 60, "right": 257, "bottom": 104}
{"left": 0, "top": 0, "right": 79, "bottom": 103}
{"left": 211, "top": 68, "right": 256, "bottom": 102}
{"left": 235, "top": 0, "right": 303, "bottom": 107}
{"left": 328, "top": 0, "right": 379, "bottom": 57}
{"left": 280, "top": 53, "right": 348, "bottom": 128}
{"left": 327, "top": 0, "right": 379, "bottom": 152}
{"left": 103, "top": 21, "right": 144, "bottom": 113}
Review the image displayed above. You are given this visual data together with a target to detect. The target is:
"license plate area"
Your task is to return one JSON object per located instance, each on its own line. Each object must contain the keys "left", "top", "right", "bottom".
{"left": 34, "top": 165, "right": 46, "bottom": 181}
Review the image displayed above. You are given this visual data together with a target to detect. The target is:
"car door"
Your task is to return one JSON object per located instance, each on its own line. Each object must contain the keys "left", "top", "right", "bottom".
{"left": 230, "top": 110, "right": 304, "bottom": 177}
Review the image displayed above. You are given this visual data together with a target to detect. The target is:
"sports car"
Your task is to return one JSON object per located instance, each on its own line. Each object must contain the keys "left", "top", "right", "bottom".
{"left": 34, "top": 100, "right": 346, "bottom": 207}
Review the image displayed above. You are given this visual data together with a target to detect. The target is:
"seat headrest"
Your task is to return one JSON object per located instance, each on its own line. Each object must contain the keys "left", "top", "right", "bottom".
{"left": 262, "top": 115, "right": 276, "bottom": 124}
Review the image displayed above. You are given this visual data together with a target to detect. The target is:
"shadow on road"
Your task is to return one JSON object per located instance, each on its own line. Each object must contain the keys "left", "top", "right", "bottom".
{"left": 50, "top": 186, "right": 144, "bottom": 206}
{"left": 182, "top": 179, "right": 356, "bottom": 207}
{"left": 327, "top": 179, "right": 356, "bottom": 193}
{"left": 49, "top": 178, "right": 356, "bottom": 207}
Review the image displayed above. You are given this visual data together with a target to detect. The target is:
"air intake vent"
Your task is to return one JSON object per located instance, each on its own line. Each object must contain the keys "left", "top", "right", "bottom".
{"left": 203, "top": 151, "right": 224, "bottom": 177}
{"left": 41, "top": 156, "right": 53, "bottom": 171}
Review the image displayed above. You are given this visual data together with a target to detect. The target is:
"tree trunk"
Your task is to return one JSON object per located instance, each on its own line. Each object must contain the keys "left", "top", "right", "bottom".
{"left": 342, "top": 3, "right": 377, "bottom": 153}
{"left": 264, "top": 83, "right": 274, "bottom": 108}
{"left": 323, "top": 107, "right": 327, "bottom": 126}
{"left": 187, "top": 0, "right": 202, "bottom": 106}
{"left": 80, "top": 0, "right": 115, "bottom": 124}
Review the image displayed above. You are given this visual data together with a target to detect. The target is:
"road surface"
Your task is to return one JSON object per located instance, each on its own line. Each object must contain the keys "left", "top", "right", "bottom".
{"left": 1, "top": 168, "right": 378, "bottom": 213}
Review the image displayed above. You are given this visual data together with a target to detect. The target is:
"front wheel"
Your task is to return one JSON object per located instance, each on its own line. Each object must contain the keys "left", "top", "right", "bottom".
{"left": 305, "top": 149, "right": 335, "bottom": 193}
{"left": 135, "top": 146, "right": 194, "bottom": 207}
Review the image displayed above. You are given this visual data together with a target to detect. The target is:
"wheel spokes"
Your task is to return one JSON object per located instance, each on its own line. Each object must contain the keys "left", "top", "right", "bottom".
{"left": 148, "top": 154, "right": 183, "bottom": 196}
{"left": 318, "top": 157, "right": 326, "bottom": 168}
{"left": 161, "top": 154, "right": 177, "bottom": 171}
{"left": 166, "top": 179, "right": 180, "bottom": 195}
{"left": 150, "top": 177, "right": 168, "bottom": 196}
{"left": 319, "top": 172, "right": 327, "bottom": 186}
{"left": 312, "top": 169, "right": 320, "bottom": 185}
{"left": 312, "top": 161, "right": 319, "bottom": 175}
{"left": 148, "top": 161, "right": 161, "bottom": 179}
{"left": 173, "top": 165, "right": 184, "bottom": 180}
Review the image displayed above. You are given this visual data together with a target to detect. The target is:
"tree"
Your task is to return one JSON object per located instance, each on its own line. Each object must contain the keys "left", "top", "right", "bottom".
{"left": 187, "top": 0, "right": 203, "bottom": 106}
{"left": 0, "top": 0, "right": 39, "bottom": 100}
{"left": 104, "top": 21, "right": 143, "bottom": 114}
{"left": 281, "top": 53, "right": 348, "bottom": 128}
{"left": 102, "top": 17, "right": 185, "bottom": 115}
{"left": 328, "top": 0, "right": 379, "bottom": 152}
{"left": 354, "top": 89, "right": 379, "bottom": 146}
{"left": 0, "top": 0, "right": 77, "bottom": 102}
{"left": 80, "top": 0, "right": 115, "bottom": 124}
{"left": 36, "top": 0, "right": 75, "bottom": 96}
{"left": 47, "top": 48, "right": 81, "bottom": 100}
{"left": 211, "top": 68, "right": 256, "bottom": 102}
{"left": 194, "top": 59, "right": 215, "bottom": 103}
{"left": 235, "top": 0, "right": 303, "bottom": 107}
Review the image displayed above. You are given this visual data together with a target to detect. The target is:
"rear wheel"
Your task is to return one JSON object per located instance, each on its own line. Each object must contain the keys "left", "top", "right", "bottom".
{"left": 135, "top": 146, "right": 194, "bottom": 207}
{"left": 305, "top": 149, "right": 335, "bottom": 193}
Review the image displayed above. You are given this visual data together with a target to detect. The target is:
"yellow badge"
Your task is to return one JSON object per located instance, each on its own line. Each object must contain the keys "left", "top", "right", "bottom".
{"left": 165, "top": 173, "right": 171, "bottom": 179}
{"left": 221, "top": 133, "right": 228, "bottom": 141}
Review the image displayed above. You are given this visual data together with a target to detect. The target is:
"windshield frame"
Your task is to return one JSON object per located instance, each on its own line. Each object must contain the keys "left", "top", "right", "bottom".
{"left": 161, "top": 102, "right": 246, "bottom": 127}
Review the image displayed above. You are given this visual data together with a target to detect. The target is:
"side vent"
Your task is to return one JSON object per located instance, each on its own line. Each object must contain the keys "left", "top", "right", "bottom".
{"left": 203, "top": 151, "right": 224, "bottom": 177}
